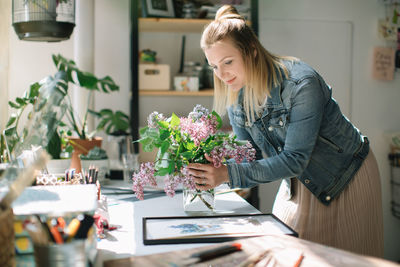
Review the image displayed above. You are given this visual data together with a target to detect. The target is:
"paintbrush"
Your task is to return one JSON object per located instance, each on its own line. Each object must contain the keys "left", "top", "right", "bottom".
{"left": 0, "top": 150, "right": 50, "bottom": 210}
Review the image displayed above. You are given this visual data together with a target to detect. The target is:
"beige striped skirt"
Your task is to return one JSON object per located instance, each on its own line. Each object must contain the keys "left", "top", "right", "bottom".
{"left": 272, "top": 150, "right": 384, "bottom": 257}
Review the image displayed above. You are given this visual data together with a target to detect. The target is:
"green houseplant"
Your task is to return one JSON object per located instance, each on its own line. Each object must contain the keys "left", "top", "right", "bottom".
{"left": 52, "top": 54, "right": 130, "bottom": 172}
{"left": 4, "top": 54, "right": 130, "bottom": 172}
{"left": 5, "top": 80, "right": 72, "bottom": 161}
{"left": 51, "top": 54, "right": 130, "bottom": 140}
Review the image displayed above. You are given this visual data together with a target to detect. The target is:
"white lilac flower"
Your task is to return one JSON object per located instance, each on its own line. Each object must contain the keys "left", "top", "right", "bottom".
{"left": 147, "top": 111, "right": 165, "bottom": 128}
{"left": 188, "top": 104, "right": 210, "bottom": 121}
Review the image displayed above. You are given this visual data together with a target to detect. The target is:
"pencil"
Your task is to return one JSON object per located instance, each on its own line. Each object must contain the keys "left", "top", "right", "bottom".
{"left": 293, "top": 253, "right": 304, "bottom": 267}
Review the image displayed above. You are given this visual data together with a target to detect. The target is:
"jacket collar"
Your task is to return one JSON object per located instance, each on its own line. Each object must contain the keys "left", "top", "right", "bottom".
{"left": 266, "top": 83, "right": 283, "bottom": 108}
{"left": 237, "top": 68, "right": 285, "bottom": 118}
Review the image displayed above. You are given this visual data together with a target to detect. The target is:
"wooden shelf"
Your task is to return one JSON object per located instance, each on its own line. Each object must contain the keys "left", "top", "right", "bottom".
{"left": 139, "top": 88, "right": 214, "bottom": 96}
{"left": 139, "top": 18, "right": 250, "bottom": 33}
{"left": 139, "top": 18, "right": 212, "bottom": 32}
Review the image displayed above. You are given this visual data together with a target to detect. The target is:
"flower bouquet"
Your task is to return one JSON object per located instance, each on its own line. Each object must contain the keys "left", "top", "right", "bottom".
{"left": 132, "top": 105, "right": 256, "bottom": 213}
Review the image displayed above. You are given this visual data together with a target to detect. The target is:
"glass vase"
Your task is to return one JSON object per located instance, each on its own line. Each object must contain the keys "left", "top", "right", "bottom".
{"left": 183, "top": 188, "right": 215, "bottom": 215}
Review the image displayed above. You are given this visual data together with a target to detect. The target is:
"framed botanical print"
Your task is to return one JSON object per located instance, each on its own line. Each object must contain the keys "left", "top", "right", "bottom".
{"left": 143, "top": 213, "right": 298, "bottom": 245}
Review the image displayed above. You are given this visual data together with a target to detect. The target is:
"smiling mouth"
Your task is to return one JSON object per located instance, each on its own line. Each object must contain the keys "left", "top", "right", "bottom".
{"left": 226, "top": 77, "right": 236, "bottom": 84}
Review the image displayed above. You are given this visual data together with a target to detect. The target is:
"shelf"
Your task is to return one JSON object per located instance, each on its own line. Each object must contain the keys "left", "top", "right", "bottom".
{"left": 139, "top": 18, "right": 212, "bottom": 32}
{"left": 139, "top": 18, "right": 251, "bottom": 33}
{"left": 139, "top": 88, "right": 214, "bottom": 96}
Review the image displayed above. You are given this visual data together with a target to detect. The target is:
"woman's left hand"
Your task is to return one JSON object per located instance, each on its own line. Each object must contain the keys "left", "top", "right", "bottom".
{"left": 187, "top": 154, "right": 229, "bottom": 190}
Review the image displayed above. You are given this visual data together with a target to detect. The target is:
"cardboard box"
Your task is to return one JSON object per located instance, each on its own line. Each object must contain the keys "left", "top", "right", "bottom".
{"left": 139, "top": 64, "right": 170, "bottom": 90}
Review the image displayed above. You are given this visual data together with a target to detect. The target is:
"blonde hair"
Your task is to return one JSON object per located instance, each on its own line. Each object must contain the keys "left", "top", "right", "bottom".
{"left": 201, "top": 5, "right": 296, "bottom": 123}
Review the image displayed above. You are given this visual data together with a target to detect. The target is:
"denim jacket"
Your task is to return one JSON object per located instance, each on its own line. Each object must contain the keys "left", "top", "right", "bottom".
{"left": 226, "top": 60, "right": 369, "bottom": 205}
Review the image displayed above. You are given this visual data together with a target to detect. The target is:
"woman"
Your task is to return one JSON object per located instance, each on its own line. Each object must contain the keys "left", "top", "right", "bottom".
{"left": 187, "top": 5, "right": 384, "bottom": 257}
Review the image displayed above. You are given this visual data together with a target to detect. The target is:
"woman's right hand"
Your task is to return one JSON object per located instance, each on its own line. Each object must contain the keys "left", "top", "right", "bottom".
{"left": 187, "top": 154, "right": 229, "bottom": 190}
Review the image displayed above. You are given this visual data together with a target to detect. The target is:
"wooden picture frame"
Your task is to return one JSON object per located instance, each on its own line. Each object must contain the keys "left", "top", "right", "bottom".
{"left": 143, "top": 213, "right": 298, "bottom": 245}
{"left": 141, "top": 0, "right": 175, "bottom": 18}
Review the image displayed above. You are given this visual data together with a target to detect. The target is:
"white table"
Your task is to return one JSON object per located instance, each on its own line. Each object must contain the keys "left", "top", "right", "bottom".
{"left": 95, "top": 183, "right": 260, "bottom": 267}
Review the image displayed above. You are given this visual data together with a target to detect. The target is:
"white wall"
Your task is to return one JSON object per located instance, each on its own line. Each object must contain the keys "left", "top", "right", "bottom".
{"left": 258, "top": 0, "right": 400, "bottom": 261}
{"left": 93, "top": 0, "right": 131, "bottom": 120}
{"left": 0, "top": 1, "right": 11, "bottom": 131}
{"left": 8, "top": 28, "right": 74, "bottom": 104}
{"left": 2, "top": 0, "right": 399, "bottom": 261}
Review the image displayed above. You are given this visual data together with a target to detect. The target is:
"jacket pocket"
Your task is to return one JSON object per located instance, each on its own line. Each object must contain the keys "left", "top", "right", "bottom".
{"left": 261, "top": 109, "right": 289, "bottom": 141}
{"left": 318, "top": 135, "right": 343, "bottom": 153}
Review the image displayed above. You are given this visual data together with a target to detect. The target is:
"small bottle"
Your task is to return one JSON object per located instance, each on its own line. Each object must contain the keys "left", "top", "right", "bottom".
{"left": 182, "top": 3, "right": 196, "bottom": 18}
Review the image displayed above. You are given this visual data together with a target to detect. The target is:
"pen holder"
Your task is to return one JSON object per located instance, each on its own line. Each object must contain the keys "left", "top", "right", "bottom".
{"left": 34, "top": 240, "right": 88, "bottom": 267}
{"left": 0, "top": 207, "right": 15, "bottom": 267}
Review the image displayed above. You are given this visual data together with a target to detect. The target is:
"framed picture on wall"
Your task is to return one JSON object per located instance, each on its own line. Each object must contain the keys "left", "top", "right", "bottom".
{"left": 141, "top": 0, "right": 175, "bottom": 18}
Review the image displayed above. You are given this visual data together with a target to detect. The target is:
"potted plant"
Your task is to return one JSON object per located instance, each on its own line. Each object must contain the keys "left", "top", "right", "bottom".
{"left": 50, "top": 54, "right": 129, "bottom": 172}
{"left": 80, "top": 146, "right": 109, "bottom": 183}
{"left": 4, "top": 73, "right": 72, "bottom": 173}
{"left": 4, "top": 54, "right": 130, "bottom": 173}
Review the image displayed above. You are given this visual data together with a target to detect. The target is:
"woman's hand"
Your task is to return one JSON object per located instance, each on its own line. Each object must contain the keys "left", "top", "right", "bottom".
{"left": 187, "top": 154, "right": 229, "bottom": 191}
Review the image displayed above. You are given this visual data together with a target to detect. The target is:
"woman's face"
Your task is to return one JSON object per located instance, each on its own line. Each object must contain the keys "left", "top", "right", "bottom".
{"left": 204, "top": 39, "right": 246, "bottom": 92}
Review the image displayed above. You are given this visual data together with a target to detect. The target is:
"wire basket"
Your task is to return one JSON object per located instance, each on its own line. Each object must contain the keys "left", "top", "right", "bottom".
{"left": 0, "top": 208, "right": 15, "bottom": 267}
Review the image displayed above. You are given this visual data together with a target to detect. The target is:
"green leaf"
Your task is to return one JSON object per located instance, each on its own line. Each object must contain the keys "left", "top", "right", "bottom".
{"left": 99, "top": 109, "right": 113, "bottom": 116}
{"left": 159, "top": 129, "right": 170, "bottom": 141}
{"left": 147, "top": 128, "right": 160, "bottom": 139}
{"left": 4, "top": 126, "right": 17, "bottom": 137}
{"left": 46, "top": 131, "right": 62, "bottom": 159}
{"left": 52, "top": 54, "right": 59, "bottom": 67}
{"left": 185, "top": 141, "right": 195, "bottom": 150}
{"left": 167, "top": 159, "right": 175, "bottom": 173}
{"left": 155, "top": 168, "right": 170, "bottom": 176}
{"left": 98, "top": 76, "right": 119, "bottom": 93}
{"left": 143, "top": 143, "right": 154, "bottom": 152}
{"left": 170, "top": 113, "right": 180, "bottom": 127}
{"left": 29, "top": 82, "right": 40, "bottom": 96}
{"left": 16, "top": 97, "right": 26, "bottom": 106}
{"left": 180, "top": 151, "right": 194, "bottom": 159}
{"left": 160, "top": 141, "right": 170, "bottom": 154}
{"left": 158, "top": 121, "right": 169, "bottom": 129}
{"left": 93, "top": 109, "right": 130, "bottom": 135}
{"left": 65, "top": 145, "right": 74, "bottom": 154}
{"left": 8, "top": 101, "right": 20, "bottom": 109}
{"left": 139, "top": 126, "right": 149, "bottom": 135}
{"left": 139, "top": 136, "right": 152, "bottom": 145}
{"left": 88, "top": 109, "right": 101, "bottom": 117}
{"left": 3, "top": 127, "right": 19, "bottom": 153}
{"left": 77, "top": 71, "right": 98, "bottom": 90}
{"left": 6, "top": 114, "right": 17, "bottom": 128}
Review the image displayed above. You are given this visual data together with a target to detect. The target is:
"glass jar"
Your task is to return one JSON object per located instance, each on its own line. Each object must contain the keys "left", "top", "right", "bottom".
{"left": 183, "top": 188, "right": 215, "bottom": 215}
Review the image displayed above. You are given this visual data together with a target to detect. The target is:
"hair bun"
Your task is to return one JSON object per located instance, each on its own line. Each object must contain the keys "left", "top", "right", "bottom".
{"left": 215, "top": 5, "right": 244, "bottom": 21}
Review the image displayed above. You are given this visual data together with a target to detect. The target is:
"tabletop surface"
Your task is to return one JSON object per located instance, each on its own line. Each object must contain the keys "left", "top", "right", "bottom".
{"left": 14, "top": 180, "right": 400, "bottom": 267}
{"left": 95, "top": 180, "right": 260, "bottom": 266}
